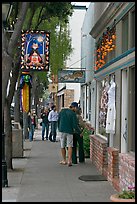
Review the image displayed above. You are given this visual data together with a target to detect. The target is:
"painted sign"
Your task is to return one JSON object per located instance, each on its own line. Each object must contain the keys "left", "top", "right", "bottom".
{"left": 21, "top": 30, "right": 50, "bottom": 71}
{"left": 58, "top": 70, "right": 85, "bottom": 83}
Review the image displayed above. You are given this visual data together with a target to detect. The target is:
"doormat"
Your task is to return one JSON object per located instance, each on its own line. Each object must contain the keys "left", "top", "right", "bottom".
{"left": 78, "top": 175, "right": 107, "bottom": 181}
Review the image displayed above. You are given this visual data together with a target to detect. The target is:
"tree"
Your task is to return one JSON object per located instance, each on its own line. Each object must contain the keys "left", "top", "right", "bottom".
{"left": 2, "top": 2, "right": 30, "bottom": 169}
{"left": 3, "top": 2, "right": 74, "bottom": 169}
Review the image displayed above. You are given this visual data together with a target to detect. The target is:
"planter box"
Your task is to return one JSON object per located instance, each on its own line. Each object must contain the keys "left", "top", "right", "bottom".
{"left": 12, "top": 122, "right": 23, "bottom": 158}
{"left": 110, "top": 194, "right": 135, "bottom": 202}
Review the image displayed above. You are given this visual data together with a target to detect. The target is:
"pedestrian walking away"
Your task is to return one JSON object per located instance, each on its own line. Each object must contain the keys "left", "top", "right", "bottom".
{"left": 28, "top": 111, "right": 36, "bottom": 142}
{"left": 48, "top": 105, "right": 58, "bottom": 142}
{"left": 41, "top": 107, "right": 50, "bottom": 141}
{"left": 58, "top": 103, "right": 82, "bottom": 167}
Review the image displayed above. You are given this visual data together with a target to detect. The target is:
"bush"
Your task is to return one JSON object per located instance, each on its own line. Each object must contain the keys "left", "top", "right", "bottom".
{"left": 83, "top": 127, "right": 94, "bottom": 158}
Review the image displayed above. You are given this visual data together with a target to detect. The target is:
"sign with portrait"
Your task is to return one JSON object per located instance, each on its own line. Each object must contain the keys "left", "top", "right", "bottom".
{"left": 21, "top": 30, "right": 50, "bottom": 71}
{"left": 58, "top": 69, "right": 85, "bottom": 83}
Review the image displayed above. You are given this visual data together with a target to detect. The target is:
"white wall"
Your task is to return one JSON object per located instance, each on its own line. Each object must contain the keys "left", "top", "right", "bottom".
{"left": 66, "top": 6, "right": 87, "bottom": 68}
{"left": 81, "top": 3, "right": 96, "bottom": 127}
{"left": 81, "top": 3, "right": 95, "bottom": 82}
{"left": 66, "top": 83, "right": 80, "bottom": 102}
{"left": 58, "top": 6, "right": 86, "bottom": 95}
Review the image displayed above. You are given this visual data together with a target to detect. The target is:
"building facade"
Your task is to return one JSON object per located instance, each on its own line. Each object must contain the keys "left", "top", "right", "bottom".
{"left": 89, "top": 2, "right": 135, "bottom": 191}
{"left": 80, "top": 3, "right": 96, "bottom": 129}
{"left": 57, "top": 5, "right": 87, "bottom": 110}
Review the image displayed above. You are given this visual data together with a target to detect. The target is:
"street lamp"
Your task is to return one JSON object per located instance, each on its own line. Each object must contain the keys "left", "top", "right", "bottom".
{"left": 2, "top": 2, "right": 13, "bottom": 187}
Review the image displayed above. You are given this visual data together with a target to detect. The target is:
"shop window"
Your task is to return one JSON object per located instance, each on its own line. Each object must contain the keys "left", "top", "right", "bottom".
{"left": 105, "top": 48, "right": 115, "bottom": 64}
{"left": 62, "top": 94, "right": 64, "bottom": 107}
{"left": 94, "top": 25, "right": 116, "bottom": 71}
{"left": 98, "top": 78, "right": 109, "bottom": 136}
{"left": 98, "top": 74, "right": 115, "bottom": 137}
{"left": 122, "top": 14, "right": 128, "bottom": 53}
{"left": 89, "top": 88, "right": 91, "bottom": 121}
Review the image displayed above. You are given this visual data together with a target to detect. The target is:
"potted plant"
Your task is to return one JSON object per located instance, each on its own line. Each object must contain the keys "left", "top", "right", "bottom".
{"left": 110, "top": 186, "right": 135, "bottom": 202}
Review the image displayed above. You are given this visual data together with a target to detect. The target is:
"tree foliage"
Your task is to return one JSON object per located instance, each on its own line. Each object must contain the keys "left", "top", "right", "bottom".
{"left": 3, "top": 2, "right": 74, "bottom": 169}
{"left": 22, "top": 2, "right": 74, "bottom": 94}
{"left": 7, "top": 2, "right": 74, "bottom": 98}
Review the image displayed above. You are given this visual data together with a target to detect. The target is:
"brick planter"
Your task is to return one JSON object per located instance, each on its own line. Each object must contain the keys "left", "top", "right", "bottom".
{"left": 90, "top": 135, "right": 108, "bottom": 177}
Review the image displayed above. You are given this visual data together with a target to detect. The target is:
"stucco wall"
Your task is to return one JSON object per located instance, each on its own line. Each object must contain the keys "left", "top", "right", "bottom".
{"left": 81, "top": 3, "right": 95, "bottom": 83}
{"left": 93, "top": 2, "right": 110, "bottom": 26}
{"left": 66, "top": 6, "right": 87, "bottom": 68}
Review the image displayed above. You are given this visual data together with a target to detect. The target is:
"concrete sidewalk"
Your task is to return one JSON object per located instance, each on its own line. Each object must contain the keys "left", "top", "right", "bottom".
{"left": 2, "top": 128, "right": 117, "bottom": 202}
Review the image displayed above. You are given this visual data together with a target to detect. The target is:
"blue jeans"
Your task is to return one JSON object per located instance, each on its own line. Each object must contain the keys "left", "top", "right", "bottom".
{"left": 29, "top": 124, "right": 35, "bottom": 141}
{"left": 42, "top": 122, "right": 49, "bottom": 140}
{"left": 49, "top": 121, "right": 57, "bottom": 142}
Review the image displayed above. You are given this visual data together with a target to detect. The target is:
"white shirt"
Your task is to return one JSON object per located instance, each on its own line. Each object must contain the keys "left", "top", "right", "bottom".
{"left": 48, "top": 110, "right": 58, "bottom": 122}
{"left": 107, "top": 81, "right": 116, "bottom": 106}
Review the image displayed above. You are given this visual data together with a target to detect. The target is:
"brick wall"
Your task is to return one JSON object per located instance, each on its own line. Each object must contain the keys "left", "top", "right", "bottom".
{"left": 89, "top": 134, "right": 135, "bottom": 192}
{"left": 90, "top": 135, "right": 108, "bottom": 177}
{"left": 107, "top": 147, "right": 120, "bottom": 191}
{"left": 64, "top": 90, "right": 74, "bottom": 108}
{"left": 119, "top": 153, "right": 135, "bottom": 191}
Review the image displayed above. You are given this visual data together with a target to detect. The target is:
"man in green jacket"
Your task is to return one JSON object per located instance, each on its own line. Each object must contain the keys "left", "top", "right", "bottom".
{"left": 58, "top": 102, "right": 82, "bottom": 167}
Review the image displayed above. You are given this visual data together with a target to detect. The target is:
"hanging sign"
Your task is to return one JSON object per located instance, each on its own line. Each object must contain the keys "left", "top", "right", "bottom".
{"left": 21, "top": 30, "right": 50, "bottom": 71}
{"left": 20, "top": 73, "right": 32, "bottom": 113}
{"left": 58, "top": 69, "right": 85, "bottom": 83}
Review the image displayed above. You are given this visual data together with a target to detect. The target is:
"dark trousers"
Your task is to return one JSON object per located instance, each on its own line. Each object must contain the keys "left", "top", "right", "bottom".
{"left": 72, "top": 133, "right": 85, "bottom": 164}
{"left": 29, "top": 124, "right": 35, "bottom": 141}
{"left": 42, "top": 122, "right": 49, "bottom": 140}
{"left": 49, "top": 121, "right": 57, "bottom": 142}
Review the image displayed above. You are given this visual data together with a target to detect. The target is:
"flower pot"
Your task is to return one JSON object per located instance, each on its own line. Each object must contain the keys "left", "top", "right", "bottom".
{"left": 110, "top": 194, "right": 135, "bottom": 202}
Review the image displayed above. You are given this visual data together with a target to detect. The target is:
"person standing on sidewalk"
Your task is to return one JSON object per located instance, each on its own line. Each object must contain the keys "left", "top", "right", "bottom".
{"left": 72, "top": 106, "right": 86, "bottom": 164}
{"left": 41, "top": 107, "right": 50, "bottom": 141}
{"left": 48, "top": 105, "right": 58, "bottom": 142}
{"left": 58, "top": 102, "right": 82, "bottom": 167}
{"left": 28, "top": 111, "right": 36, "bottom": 142}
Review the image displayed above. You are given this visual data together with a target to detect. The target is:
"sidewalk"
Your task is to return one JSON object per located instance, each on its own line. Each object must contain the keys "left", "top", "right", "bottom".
{"left": 2, "top": 128, "right": 117, "bottom": 202}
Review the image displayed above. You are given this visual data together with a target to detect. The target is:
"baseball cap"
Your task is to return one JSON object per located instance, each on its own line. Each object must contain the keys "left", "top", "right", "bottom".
{"left": 70, "top": 102, "right": 78, "bottom": 108}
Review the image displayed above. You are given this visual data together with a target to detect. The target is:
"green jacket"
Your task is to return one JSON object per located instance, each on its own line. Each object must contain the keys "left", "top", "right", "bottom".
{"left": 58, "top": 108, "right": 81, "bottom": 135}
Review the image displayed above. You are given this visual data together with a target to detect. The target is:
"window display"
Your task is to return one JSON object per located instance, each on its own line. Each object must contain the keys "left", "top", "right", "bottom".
{"left": 106, "top": 76, "right": 116, "bottom": 134}
{"left": 98, "top": 74, "right": 116, "bottom": 136}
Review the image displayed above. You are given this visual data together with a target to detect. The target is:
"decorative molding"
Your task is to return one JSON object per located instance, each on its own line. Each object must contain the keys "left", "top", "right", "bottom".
{"left": 90, "top": 2, "right": 125, "bottom": 38}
